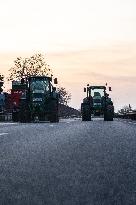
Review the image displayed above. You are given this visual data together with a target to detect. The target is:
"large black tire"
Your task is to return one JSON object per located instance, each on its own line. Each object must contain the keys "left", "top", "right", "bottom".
{"left": 104, "top": 114, "right": 113, "bottom": 121}
{"left": 19, "top": 99, "right": 31, "bottom": 123}
{"left": 50, "top": 114, "right": 59, "bottom": 123}
{"left": 19, "top": 113, "right": 28, "bottom": 123}
{"left": 49, "top": 99, "right": 59, "bottom": 123}
{"left": 19, "top": 109, "right": 31, "bottom": 123}
{"left": 104, "top": 105, "right": 114, "bottom": 121}
{"left": 81, "top": 103, "right": 91, "bottom": 121}
{"left": 12, "top": 112, "right": 19, "bottom": 122}
{"left": 82, "top": 114, "right": 91, "bottom": 121}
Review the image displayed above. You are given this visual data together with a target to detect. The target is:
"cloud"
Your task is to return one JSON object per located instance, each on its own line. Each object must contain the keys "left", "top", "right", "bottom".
{"left": 77, "top": 71, "right": 136, "bottom": 84}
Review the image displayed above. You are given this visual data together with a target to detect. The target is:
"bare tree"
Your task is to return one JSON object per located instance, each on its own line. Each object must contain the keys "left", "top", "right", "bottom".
{"left": 8, "top": 53, "right": 52, "bottom": 81}
{"left": 58, "top": 87, "right": 71, "bottom": 105}
{"left": 8, "top": 54, "right": 71, "bottom": 105}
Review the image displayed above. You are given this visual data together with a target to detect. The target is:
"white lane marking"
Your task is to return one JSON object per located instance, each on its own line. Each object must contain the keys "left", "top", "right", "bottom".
{"left": 0, "top": 123, "right": 17, "bottom": 125}
{"left": 126, "top": 121, "right": 136, "bottom": 125}
{"left": 117, "top": 119, "right": 136, "bottom": 125}
{"left": 130, "top": 122, "right": 136, "bottom": 125}
{"left": 50, "top": 125, "right": 54, "bottom": 127}
{"left": 0, "top": 133, "right": 8, "bottom": 136}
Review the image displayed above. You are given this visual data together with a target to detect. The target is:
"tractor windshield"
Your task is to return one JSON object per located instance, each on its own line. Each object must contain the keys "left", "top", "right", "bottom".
{"left": 30, "top": 78, "right": 50, "bottom": 93}
{"left": 91, "top": 88, "right": 105, "bottom": 98}
{"left": 90, "top": 88, "right": 105, "bottom": 107}
{"left": 30, "top": 78, "right": 50, "bottom": 102}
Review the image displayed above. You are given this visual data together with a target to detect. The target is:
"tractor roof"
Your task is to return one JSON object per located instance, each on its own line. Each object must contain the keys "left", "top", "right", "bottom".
{"left": 89, "top": 86, "right": 106, "bottom": 90}
{"left": 28, "top": 76, "right": 52, "bottom": 81}
{"left": 12, "top": 81, "right": 27, "bottom": 91}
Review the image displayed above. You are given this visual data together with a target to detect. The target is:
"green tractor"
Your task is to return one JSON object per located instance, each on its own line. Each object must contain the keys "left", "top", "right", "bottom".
{"left": 81, "top": 85, "right": 114, "bottom": 121}
{"left": 12, "top": 76, "right": 59, "bottom": 123}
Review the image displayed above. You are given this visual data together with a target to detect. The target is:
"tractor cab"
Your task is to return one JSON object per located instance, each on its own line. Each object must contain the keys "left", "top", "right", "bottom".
{"left": 87, "top": 86, "right": 106, "bottom": 116}
{"left": 28, "top": 76, "right": 52, "bottom": 103}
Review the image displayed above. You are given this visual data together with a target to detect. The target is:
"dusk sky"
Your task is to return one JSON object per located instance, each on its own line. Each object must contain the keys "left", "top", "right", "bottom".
{"left": 0, "top": 0, "right": 136, "bottom": 110}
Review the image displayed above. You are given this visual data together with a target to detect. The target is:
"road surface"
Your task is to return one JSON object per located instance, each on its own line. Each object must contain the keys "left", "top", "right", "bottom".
{"left": 0, "top": 118, "right": 136, "bottom": 205}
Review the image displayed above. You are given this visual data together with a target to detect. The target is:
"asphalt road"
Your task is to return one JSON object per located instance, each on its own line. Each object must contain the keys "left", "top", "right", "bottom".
{"left": 0, "top": 118, "right": 136, "bottom": 205}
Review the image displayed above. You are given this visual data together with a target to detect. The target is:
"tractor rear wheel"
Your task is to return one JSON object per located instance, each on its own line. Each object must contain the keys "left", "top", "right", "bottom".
{"left": 82, "top": 113, "right": 91, "bottom": 121}
{"left": 81, "top": 103, "right": 91, "bottom": 121}
{"left": 19, "top": 109, "right": 31, "bottom": 123}
{"left": 12, "top": 111, "right": 19, "bottom": 122}
{"left": 104, "top": 105, "right": 114, "bottom": 121}
{"left": 49, "top": 99, "right": 59, "bottom": 123}
{"left": 50, "top": 114, "right": 59, "bottom": 123}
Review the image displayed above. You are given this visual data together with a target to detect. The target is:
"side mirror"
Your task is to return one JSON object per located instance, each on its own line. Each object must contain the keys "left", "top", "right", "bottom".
{"left": 0, "top": 81, "right": 4, "bottom": 87}
{"left": 21, "top": 78, "right": 25, "bottom": 84}
{"left": 84, "top": 88, "right": 86, "bottom": 92}
{"left": 54, "top": 78, "right": 58, "bottom": 84}
{"left": 53, "top": 87, "right": 56, "bottom": 92}
{"left": 51, "top": 74, "right": 53, "bottom": 82}
{"left": 0, "top": 88, "right": 3, "bottom": 93}
{"left": 105, "top": 93, "right": 109, "bottom": 98}
{"left": 109, "top": 87, "right": 112, "bottom": 91}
